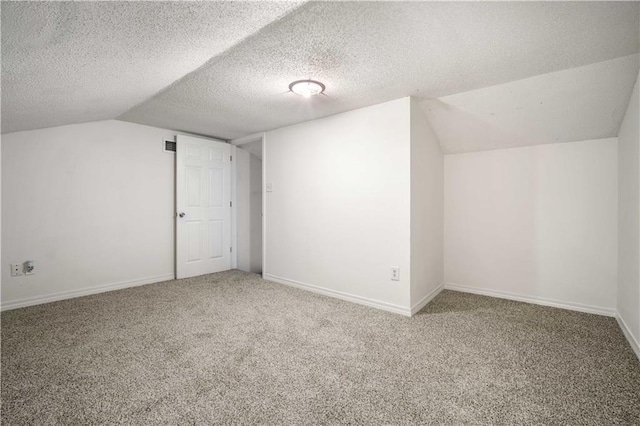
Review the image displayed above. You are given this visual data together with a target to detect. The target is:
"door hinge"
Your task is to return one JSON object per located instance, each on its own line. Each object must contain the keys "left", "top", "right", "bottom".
{"left": 230, "top": 155, "right": 233, "bottom": 162}
{"left": 230, "top": 247, "right": 233, "bottom": 253}
{"left": 230, "top": 201, "right": 233, "bottom": 207}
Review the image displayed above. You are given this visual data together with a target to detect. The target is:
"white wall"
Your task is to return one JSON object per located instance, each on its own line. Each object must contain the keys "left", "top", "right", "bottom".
{"left": 235, "top": 146, "right": 262, "bottom": 274}
{"left": 263, "top": 98, "right": 412, "bottom": 314}
{"left": 444, "top": 138, "right": 618, "bottom": 315}
{"left": 249, "top": 153, "right": 263, "bottom": 274}
{"left": 410, "top": 99, "right": 444, "bottom": 312}
{"left": 1, "top": 120, "right": 176, "bottom": 309}
{"left": 617, "top": 70, "right": 640, "bottom": 355}
{"left": 235, "top": 147, "right": 252, "bottom": 273}
{"left": 0, "top": 135, "right": 2, "bottom": 298}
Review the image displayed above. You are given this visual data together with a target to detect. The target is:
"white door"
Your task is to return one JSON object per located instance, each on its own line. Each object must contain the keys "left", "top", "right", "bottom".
{"left": 176, "top": 135, "right": 231, "bottom": 279}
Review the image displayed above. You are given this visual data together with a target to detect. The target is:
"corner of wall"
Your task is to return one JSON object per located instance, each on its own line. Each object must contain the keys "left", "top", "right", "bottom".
{"left": 409, "top": 99, "right": 445, "bottom": 311}
{"left": 616, "top": 69, "right": 640, "bottom": 356}
{"left": 263, "top": 98, "right": 413, "bottom": 313}
{"left": 616, "top": 312, "right": 640, "bottom": 361}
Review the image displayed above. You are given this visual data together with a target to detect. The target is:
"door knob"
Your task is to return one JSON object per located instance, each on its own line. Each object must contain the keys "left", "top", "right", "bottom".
{"left": 178, "top": 212, "right": 185, "bottom": 218}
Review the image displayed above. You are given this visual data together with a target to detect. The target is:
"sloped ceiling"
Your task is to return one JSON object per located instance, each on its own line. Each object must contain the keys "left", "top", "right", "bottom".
{"left": 2, "top": 1, "right": 639, "bottom": 154}
{"left": 0, "top": 1, "right": 304, "bottom": 134}
{"left": 422, "top": 54, "right": 640, "bottom": 154}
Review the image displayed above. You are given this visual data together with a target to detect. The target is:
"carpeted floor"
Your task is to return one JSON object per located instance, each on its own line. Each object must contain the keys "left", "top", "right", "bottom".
{"left": 1, "top": 270, "right": 639, "bottom": 425}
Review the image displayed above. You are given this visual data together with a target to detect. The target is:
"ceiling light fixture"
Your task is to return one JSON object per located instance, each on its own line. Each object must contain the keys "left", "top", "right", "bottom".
{"left": 289, "top": 80, "right": 325, "bottom": 98}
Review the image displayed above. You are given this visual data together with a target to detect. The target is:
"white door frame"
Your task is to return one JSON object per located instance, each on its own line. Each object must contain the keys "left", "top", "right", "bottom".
{"left": 230, "top": 144, "right": 238, "bottom": 270}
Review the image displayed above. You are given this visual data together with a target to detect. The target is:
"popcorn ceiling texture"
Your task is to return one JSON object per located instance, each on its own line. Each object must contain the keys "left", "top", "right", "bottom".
{"left": 2, "top": 270, "right": 639, "bottom": 424}
{"left": 0, "top": 1, "right": 304, "bottom": 134}
{"left": 118, "top": 1, "right": 640, "bottom": 145}
{"left": 2, "top": 1, "right": 640, "bottom": 152}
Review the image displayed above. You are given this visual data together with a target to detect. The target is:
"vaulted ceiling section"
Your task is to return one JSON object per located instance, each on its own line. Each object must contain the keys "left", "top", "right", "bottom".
{"left": 2, "top": 1, "right": 639, "bottom": 153}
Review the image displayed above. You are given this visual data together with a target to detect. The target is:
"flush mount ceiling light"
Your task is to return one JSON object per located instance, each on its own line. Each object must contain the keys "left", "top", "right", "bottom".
{"left": 289, "top": 79, "right": 325, "bottom": 98}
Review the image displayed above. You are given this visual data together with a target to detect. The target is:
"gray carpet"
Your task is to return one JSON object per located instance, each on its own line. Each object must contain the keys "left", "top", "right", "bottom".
{"left": 2, "top": 270, "right": 639, "bottom": 425}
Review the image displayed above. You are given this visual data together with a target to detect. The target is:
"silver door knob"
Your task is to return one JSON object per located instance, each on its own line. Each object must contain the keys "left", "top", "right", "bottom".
{"left": 178, "top": 212, "right": 185, "bottom": 218}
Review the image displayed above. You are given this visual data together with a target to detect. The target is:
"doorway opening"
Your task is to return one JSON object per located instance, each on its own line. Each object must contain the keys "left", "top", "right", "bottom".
{"left": 232, "top": 135, "right": 263, "bottom": 275}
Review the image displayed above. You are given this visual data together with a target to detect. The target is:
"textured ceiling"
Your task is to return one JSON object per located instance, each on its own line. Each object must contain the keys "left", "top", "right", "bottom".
{"left": 421, "top": 54, "right": 640, "bottom": 154}
{"left": 119, "top": 1, "right": 640, "bottom": 141}
{"left": 1, "top": 1, "right": 303, "bottom": 133}
{"left": 2, "top": 1, "right": 639, "bottom": 153}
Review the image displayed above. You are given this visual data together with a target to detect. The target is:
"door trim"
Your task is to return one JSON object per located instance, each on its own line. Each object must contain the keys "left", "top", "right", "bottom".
{"left": 230, "top": 145, "right": 238, "bottom": 269}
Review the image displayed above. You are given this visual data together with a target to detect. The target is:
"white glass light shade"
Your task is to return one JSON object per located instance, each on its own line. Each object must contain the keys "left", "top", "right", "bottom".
{"left": 289, "top": 80, "right": 325, "bottom": 98}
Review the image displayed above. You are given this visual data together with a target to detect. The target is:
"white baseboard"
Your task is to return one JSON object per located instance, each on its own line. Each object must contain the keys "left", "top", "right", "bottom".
{"left": 263, "top": 273, "right": 412, "bottom": 316}
{"left": 1, "top": 273, "right": 175, "bottom": 311}
{"left": 410, "top": 283, "right": 444, "bottom": 315}
{"left": 443, "top": 282, "right": 616, "bottom": 317}
{"left": 616, "top": 313, "right": 640, "bottom": 361}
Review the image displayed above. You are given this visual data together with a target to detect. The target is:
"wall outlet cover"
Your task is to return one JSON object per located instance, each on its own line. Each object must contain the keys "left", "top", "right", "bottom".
{"left": 10, "top": 264, "right": 23, "bottom": 277}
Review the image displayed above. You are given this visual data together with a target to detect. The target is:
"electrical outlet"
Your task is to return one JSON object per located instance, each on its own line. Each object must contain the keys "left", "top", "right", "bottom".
{"left": 23, "top": 260, "right": 35, "bottom": 275}
{"left": 10, "top": 264, "right": 23, "bottom": 277}
{"left": 266, "top": 182, "right": 273, "bottom": 192}
{"left": 391, "top": 267, "right": 400, "bottom": 281}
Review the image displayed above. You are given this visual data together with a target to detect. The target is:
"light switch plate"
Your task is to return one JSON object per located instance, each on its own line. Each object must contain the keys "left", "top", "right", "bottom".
{"left": 391, "top": 267, "right": 400, "bottom": 281}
